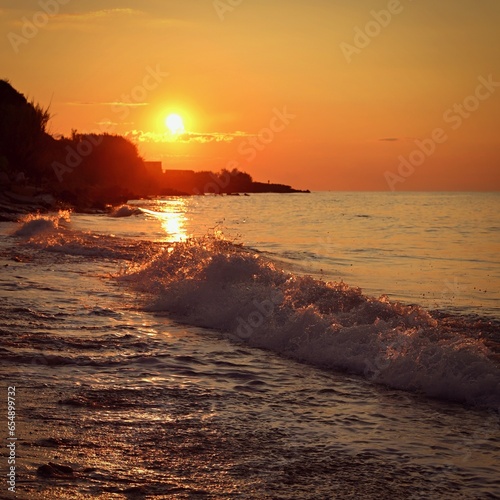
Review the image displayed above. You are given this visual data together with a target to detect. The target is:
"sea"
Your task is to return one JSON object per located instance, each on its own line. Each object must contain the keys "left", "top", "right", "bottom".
{"left": 0, "top": 191, "right": 499, "bottom": 499}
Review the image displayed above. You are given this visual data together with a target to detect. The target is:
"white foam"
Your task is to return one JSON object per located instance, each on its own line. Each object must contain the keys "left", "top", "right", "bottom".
{"left": 120, "top": 236, "right": 500, "bottom": 410}
{"left": 110, "top": 205, "right": 143, "bottom": 217}
{"left": 14, "top": 214, "right": 157, "bottom": 261}
{"left": 13, "top": 218, "right": 58, "bottom": 237}
{"left": 12, "top": 211, "right": 71, "bottom": 238}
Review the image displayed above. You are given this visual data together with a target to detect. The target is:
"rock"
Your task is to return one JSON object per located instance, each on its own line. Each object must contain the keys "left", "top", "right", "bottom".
{"left": 37, "top": 462, "right": 74, "bottom": 477}
{"left": 37, "top": 464, "right": 54, "bottom": 477}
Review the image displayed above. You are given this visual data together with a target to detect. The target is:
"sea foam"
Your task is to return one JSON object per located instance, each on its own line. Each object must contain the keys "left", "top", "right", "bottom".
{"left": 12, "top": 210, "right": 71, "bottom": 238}
{"left": 12, "top": 216, "right": 499, "bottom": 410}
{"left": 120, "top": 236, "right": 500, "bottom": 410}
{"left": 13, "top": 213, "right": 157, "bottom": 261}
{"left": 110, "top": 205, "right": 143, "bottom": 217}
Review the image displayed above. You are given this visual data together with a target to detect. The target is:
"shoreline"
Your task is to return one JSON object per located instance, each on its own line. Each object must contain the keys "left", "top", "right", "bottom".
{"left": 0, "top": 186, "right": 310, "bottom": 222}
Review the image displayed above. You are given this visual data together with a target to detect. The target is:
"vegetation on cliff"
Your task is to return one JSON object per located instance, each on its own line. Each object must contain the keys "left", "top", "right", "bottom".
{"left": 0, "top": 80, "right": 308, "bottom": 213}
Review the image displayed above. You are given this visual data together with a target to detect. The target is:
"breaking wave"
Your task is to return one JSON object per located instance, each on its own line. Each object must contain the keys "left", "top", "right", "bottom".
{"left": 12, "top": 210, "right": 71, "bottom": 238}
{"left": 119, "top": 236, "right": 500, "bottom": 410}
{"left": 11, "top": 214, "right": 500, "bottom": 410}
{"left": 110, "top": 205, "right": 143, "bottom": 217}
{"left": 12, "top": 212, "right": 157, "bottom": 261}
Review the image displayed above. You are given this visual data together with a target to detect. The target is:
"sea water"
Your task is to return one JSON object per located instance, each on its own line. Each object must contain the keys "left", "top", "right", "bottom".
{"left": 0, "top": 192, "right": 499, "bottom": 499}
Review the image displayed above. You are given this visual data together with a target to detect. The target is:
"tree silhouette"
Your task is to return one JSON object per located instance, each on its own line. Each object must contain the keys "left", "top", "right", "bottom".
{"left": 0, "top": 79, "right": 52, "bottom": 181}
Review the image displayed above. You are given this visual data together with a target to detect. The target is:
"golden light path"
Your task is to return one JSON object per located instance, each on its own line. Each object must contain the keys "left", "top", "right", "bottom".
{"left": 141, "top": 199, "right": 189, "bottom": 242}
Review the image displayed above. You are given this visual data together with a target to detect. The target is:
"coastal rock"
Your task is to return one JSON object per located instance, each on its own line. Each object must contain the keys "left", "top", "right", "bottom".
{"left": 37, "top": 462, "right": 75, "bottom": 478}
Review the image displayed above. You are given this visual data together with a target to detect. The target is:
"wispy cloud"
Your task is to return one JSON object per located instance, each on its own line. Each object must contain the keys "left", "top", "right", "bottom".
{"left": 56, "top": 8, "right": 141, "bottom": 22}
{"left": 48, "top": 8, "right": 185, "bottom": 31}
{"left": 4, "top": 5, "right": 189, "bottom": 34}
{"left": 95, "top": 120, "right": 119, "bottom": 127}
{"left": 64, "top": 101, "right": 149, "bottom": 107}
{"left": 33, "top": 8, "right": 144, "bottom": 31}
{"left": 8, "top": 8, "right": 143, "bottom": 29}
{"left": 125, "top": 130, "right": 253, "bottom": 144}
{"left": 50, "top": 9, "right": 142, "bottom": 23}
{"left": 378, "top": 137, "right": 420, "bottom": 143}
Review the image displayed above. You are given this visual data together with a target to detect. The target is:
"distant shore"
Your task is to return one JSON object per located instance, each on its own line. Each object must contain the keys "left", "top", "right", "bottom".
{"left": 0, "top": 79, "right": 309, "bottom": 222}
{"left": 0, "top": 180, "right": 309, "bottom": 222}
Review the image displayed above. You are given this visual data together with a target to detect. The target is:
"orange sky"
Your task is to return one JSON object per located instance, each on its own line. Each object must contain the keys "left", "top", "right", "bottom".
{"left": 2, "top": 0, "right": 499, "bottom": 191}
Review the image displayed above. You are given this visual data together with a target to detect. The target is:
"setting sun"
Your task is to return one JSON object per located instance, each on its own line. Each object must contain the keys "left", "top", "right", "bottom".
{"left": 165, "top": 113, "right": 185, "bottom": 135}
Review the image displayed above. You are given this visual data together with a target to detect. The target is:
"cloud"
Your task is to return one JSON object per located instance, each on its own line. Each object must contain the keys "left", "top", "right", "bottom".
{"left": 378, "top": 137, "right": 420, "bottom": 143}
{"left": 95, "top": 120, "right": 119, "bottom": 127}
{"left": 64, "top": 101, "right": 149, "bottom": 107}
{"left": 3, "top": 4, "right": 190, "bottom": 35}
{"left": 53, "top": 8, "right": 141, "bottom": 23}
{"left": 179, "top": 131, "right": 252, "bottom": 144}
{"left": 7, "top": 8, "right": 142, "bottom": 30}
{"left": 67, "top": 9, "right": 139, "bottom": 20}
{"left": 125, "top": 130, "right": 253, "bottom": 144}
{"left": 32, "top": 7, "right": 185, "bottom": 31}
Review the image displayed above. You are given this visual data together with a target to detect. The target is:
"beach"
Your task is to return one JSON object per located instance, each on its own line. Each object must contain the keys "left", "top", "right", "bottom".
{"left": 1, "top": 192, "right": 499, "bottom": 499}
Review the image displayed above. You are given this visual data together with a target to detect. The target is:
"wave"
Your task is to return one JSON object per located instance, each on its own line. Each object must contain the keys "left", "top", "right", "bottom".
{"left": 110, "top": 205, "right": 143, "bottom": 217}
{"left": 119, "top": 236, "right": 500, "bottom": 411}
{"left": 13, "top": 213, "right": 157, "bottom": 261}
{"left": 10, "top": 214, "right": 500, "bottom": 410}
{"left": 12, "top": 210, "right": 71, "bottom": 238}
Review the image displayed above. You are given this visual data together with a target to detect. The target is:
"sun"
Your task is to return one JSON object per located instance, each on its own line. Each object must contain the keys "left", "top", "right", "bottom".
{"left": 165, "top": 113, "right": 185, "bottom": 135}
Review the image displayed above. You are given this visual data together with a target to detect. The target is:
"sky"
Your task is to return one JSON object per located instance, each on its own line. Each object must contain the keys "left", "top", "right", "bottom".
{"left": 1, "top": 0, "right": 499, "bottom": 191}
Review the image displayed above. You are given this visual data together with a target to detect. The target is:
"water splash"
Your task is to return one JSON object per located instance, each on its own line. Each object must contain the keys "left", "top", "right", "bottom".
{"left": 119, "top": 235, "right": 500, "bottom": 410}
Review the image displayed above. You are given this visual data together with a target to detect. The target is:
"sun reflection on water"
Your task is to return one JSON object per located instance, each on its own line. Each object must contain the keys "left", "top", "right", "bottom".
{"left": 142, "top": 198, "right": 189, "bottom": 241}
